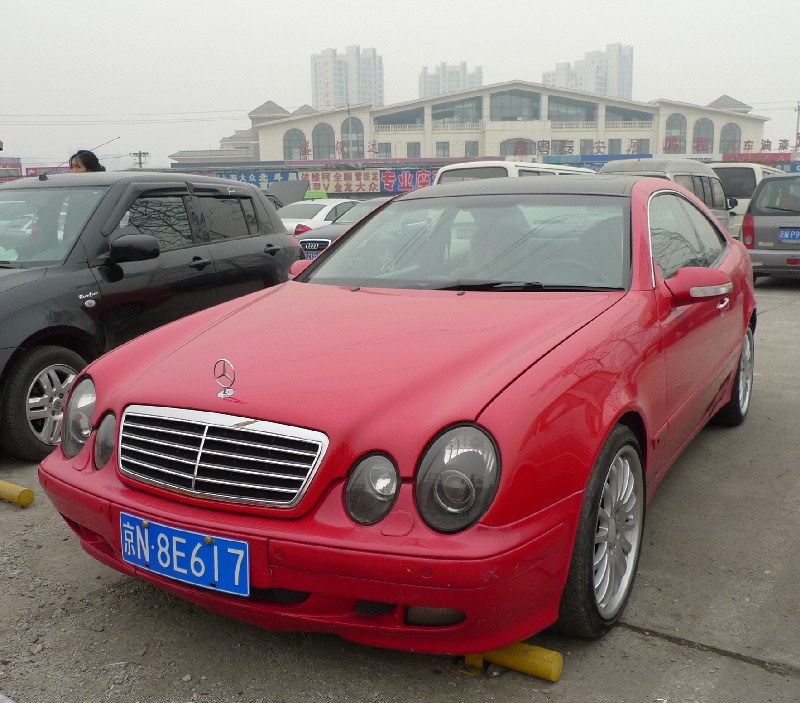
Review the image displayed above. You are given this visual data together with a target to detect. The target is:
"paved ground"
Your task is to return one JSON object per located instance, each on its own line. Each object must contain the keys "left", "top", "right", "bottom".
{"left": 0, "top": 278, "right": 798, "bottom": 703}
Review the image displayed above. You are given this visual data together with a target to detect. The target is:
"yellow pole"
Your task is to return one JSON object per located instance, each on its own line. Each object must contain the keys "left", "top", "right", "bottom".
{"left": 465, "top": 642, "right": 564, "bottom": 682}
{"left": 0, "top": 480, "right": 35, "bottom": 507}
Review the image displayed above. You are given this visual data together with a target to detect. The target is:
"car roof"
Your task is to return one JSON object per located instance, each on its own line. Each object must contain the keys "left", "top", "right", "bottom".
{"left": 401, "top": 174, "right": 646, "bottom": 200}
{"left": 599, "top": 158, "right": 718, "bottom": 176}
{"left": 0, "top": 171, "right": 257, "bottom": 190}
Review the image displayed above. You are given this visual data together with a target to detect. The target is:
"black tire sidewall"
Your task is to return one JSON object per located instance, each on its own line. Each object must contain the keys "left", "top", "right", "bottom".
{"left": 0, "top": 346, "right": 88, "bottom": 462}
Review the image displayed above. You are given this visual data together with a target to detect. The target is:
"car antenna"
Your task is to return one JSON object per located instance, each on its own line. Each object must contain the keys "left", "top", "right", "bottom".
{"left": 38, "top": 136, "right": 120, "bottom": 181}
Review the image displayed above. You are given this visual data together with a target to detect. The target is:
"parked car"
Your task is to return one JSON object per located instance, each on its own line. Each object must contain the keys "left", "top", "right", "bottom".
{"left": 741, "top": 171, "right": 800, "bottom": 280}
{"left": 433, "top": 160, "right": 596, "bottom": 185}
{"left": 295, "top": 196, "right": 394, "bottom": 259}
{"left": 40, "top": 175, "right": 756, "bottom": 655}
{"left": 277, "top": 198, "right": 359, "bottom": 236}
{"left": 0, "top": 171, "right": 301, "bottom": 461}
{"left": 710, "top": 162, "right": 784, "bottom": 239}
{"left": 599, "top": 158, "right": 737, "bottom": 234}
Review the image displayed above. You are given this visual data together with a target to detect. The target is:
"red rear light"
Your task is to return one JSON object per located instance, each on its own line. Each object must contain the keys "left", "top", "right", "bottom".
{"left": 741, "top": 213, "right": 755, "bottom": 249}
{"left": 294, "top": 224, "right": 311, "bottom": 235}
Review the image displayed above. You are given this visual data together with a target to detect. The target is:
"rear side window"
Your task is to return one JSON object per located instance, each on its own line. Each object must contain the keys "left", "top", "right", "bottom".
{"left": 196, "top": 197, "right": 257, "bottom": 241}
{"left": 713, "top": 167, "right": 757, "bottom": 199}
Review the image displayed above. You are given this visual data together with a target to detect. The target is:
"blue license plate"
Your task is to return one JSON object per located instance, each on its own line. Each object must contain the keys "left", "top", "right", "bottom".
{"left": 779, "top": 228, "right": 800, "bottom": 241}
{"left": 120, "top": 512, "right": 250, "bottom": 596}
{"left": 304, "top": 251, "right": 319, "bottom": 260}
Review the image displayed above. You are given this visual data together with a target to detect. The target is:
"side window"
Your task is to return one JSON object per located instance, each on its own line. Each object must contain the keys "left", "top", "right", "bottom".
{"left": 673, "top": 174, "right": 693, "bottom": 193}
{"left": 116, "top": 196, "right": 194, "bottom": 252}
{"left": 649, "top": 193, "right": 708, "bottom": 279}
{"left": 710, "top": 178, "right": 726, "bottom": 209}
{"left": 195, "top": 197, "right": 253, "bottom": 241}
{"left": 691, "top": 176, "right": 711, "bottom": 207}
{"left": 328, "top": 202, "right": 355, "bottom": 222}
{"left": 679, "top": 199, "right": 726, "bottom": 264}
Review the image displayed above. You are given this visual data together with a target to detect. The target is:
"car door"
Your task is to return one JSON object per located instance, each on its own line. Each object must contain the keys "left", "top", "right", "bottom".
{"left": 649, "top": 192, "right": 742, "bottom": 461}
{"left": 191, "top": 186, "right": 290, "bottom": 302}
{"left": 91, "top": 186, "right": 217, "bottom": 349}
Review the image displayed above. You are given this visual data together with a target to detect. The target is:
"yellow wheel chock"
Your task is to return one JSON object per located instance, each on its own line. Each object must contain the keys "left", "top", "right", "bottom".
{"left": 0, "top": 479, "right": 35, "bottom": 507}
{"left": 464, "top": 641, "right": 564, "bottom": 682}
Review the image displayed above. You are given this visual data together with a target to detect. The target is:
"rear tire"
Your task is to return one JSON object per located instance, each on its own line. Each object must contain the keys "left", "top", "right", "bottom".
{"left": 0, "top": 346, "right": 87, "bottom": 462}
{"left": 555, "top": 425, "right": 645, "bottom": 638}
{"left": 713, "top": 326, "right": 755, "bottom": 427}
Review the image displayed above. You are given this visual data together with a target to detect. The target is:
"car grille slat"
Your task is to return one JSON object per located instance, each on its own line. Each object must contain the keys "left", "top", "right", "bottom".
{"left": 118, "top": 407, "right": 328, "bottom": 507}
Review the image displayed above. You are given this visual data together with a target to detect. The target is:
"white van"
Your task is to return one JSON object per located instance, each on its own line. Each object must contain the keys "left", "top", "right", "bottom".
{"left": 710, "top": 162, "right": 784, "bottom": 239}
{"left": 433, "top": 160, "right": 595, "bottom": 185}
{"left": 599, "top": 158, "right": 736, "bottom": 234}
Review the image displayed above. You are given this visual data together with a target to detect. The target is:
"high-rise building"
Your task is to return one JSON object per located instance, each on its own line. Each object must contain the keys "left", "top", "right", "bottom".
{"left": 542, "top": 43, "right": 633, "bottom": 100}
{"left": 311, "top": 45, "right": 384, "bottom": 110}
{"left": 419, "top": 62, "right": 483, "bottom": 98}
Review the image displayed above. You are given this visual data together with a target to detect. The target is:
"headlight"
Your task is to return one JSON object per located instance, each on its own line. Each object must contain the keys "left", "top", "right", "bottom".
{"left": 415, "top": 425, "right": 500, "bottom": 533}
{"left": 93, "top": 413, "right": 117, "bottom": 470}
{"left": 344, "top": 454, "right": 400, "bottom": 525}
{"left": 61, "top": 377, "right": 96, "bottom": 459}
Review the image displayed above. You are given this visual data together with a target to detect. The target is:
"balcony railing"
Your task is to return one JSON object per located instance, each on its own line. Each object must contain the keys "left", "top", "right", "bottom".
{"left": 373, "top": 124, "right": 425, "bottom": 133}
{"left": 605, "top": 121, "right": 654, "bottom": 130}
{"left": 432, "top": 121, "right": 483, "bottom": 132}
{"left": 551, "top": 122, "right": 598, "bottom": 130}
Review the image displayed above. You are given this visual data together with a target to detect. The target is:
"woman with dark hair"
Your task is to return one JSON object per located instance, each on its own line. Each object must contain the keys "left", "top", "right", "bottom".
{"left": 69, "top": 150, "right": 106, "bottom": 172}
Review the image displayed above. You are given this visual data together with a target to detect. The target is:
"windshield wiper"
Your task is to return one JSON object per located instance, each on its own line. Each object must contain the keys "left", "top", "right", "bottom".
{"left": 439, "top": 280, "right": 545, "bottom": 291}
{"left": 763, "top": 206, "right": 800, "bottom": 213}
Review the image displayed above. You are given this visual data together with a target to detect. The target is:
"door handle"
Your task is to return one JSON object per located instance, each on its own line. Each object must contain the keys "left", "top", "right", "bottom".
{"left": 189, "top": 257, "right": 212, "bottom": 270}
{"left": 264, "top": 243, "right": 281, "bottom": 256}
{"left": 717, "top": 297, "right": 730, "bottom": 312}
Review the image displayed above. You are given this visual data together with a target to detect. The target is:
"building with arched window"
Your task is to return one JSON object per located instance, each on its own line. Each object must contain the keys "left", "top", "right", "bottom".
{"left": 170, "top": 81, "right": 774, "bottom": 179}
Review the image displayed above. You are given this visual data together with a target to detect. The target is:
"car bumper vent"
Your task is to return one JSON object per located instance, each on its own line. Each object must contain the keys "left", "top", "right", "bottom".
{"left": 118, "top": 405, "right": 328, "bottom": 507}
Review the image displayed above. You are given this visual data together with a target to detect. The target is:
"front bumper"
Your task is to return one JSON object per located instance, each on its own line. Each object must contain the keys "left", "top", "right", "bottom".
{"left": 39, "top": 452, "right": 580, "bottom": 655}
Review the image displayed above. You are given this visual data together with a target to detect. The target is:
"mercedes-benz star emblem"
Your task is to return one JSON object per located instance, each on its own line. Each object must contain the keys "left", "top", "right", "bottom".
{"left": 214, "top": 358, "right": 236, "bottom": 398}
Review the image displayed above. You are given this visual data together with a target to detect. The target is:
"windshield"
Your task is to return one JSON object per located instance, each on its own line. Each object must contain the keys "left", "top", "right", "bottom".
{"left": 302, "top": 194, "right": 629, "bottom": 291}
{"left": 0, "top": 186, "right": 107, "bottom": 265}
{"left": 713, "top": 167, "right": 757, "bottom": 200}
{"left": 277, "top": 202, "right": 326, "bottom": 218}
{"left": 751, "top": 176, "right": 800, "bottom": 215}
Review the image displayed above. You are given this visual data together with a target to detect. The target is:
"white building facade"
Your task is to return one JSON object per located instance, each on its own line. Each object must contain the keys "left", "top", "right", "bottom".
{"left": 248, "top": 80, "right": 767, "bottom": 165}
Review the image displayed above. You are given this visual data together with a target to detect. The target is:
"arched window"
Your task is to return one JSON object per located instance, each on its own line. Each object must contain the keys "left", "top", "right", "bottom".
{"left": 312, "top": 123, "right": 335, "bottom": 160}
{"left": 692, "top": 118, "right": 714, "bottom": 154}
{"left": 500, "top": 138, "right": 535, "bottom": 157}
{"left": 341, "top": 117, "right": 364, "bottom": 158}
{"left": 720, "top": 123, "right": 741, "bottom": 154}
{"left": 283, "top": 128, "right": 307, "bottom": 160}
{"left": 664, "top": 114, "right": 686, "bottom": 154}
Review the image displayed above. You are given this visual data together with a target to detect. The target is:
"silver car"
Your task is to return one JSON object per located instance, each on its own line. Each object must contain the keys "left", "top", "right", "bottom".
{"left": 742, "top": 173, "right": 800, "bottom": 281}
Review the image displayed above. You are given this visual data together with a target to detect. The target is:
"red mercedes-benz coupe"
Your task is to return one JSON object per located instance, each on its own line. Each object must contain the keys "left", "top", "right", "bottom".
{"left": 40, "top": 175, "right": 756, "bottom": 655}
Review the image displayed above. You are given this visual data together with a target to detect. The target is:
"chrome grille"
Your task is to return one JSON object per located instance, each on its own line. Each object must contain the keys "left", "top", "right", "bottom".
{"left": 119, "top": 406, "right": 328, "bottom": 507}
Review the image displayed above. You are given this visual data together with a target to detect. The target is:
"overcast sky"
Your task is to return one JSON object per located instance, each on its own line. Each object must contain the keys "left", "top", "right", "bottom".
{"left": 2, "top": 0, "right": 798, "bottom": 169}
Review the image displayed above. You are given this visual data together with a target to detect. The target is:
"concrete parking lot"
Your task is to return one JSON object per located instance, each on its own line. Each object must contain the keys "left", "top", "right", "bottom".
{"left": 1, "top": 279, "right": 798, "bottom": 703}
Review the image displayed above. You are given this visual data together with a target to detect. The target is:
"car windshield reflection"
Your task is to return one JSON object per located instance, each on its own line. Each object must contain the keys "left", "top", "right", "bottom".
{"left": 303, "top": 194, "right": 629, "bottom": 291}
{"left": 0, "top": 187, "right": 108, "bottom": 265}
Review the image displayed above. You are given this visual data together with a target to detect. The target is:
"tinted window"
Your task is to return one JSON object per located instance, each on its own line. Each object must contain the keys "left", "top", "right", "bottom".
{"left": 118, "top": 196, "right": 193, "bottom": 251}
{"left": 751, "top": 176, "right": 800, "bottom": 214}
{"left": 713, "top": 167, "right": 757, "bottom": 199}
{"left": 196, "top": 197, "right": 253, "bottom": 241}
{"left": 649, "top": 194, "right": 716, "bottom": 278}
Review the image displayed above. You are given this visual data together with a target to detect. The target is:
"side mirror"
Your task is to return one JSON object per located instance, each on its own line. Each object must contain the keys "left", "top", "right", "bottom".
{"left": 664, "top": 267, "right": 733, "bottom": 306}
{"left": 289, "top": 258, "right": 313, "bottom": 278}
{"left": 109, "top": 233, "right": 160, "bottom": 264}
{"left": 727, "top": 196, "right": 739, "bottom": 210}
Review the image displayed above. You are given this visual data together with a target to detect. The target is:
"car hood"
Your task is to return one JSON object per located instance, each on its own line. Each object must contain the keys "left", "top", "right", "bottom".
{"left": 101, "top": 282, "right": 623, "bottom": 453}
{"left": 0, "top": 266, "right": 47, "bottom": 293}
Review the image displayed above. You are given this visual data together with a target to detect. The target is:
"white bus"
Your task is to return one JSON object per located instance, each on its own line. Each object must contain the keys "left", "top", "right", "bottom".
{"left": 433, "top": 160, "right": 596, "bottom": 185}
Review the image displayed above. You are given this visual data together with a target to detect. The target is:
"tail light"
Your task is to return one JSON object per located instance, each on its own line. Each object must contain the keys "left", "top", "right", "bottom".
{"left": 741, "top": 213, "right": 755, "bottom": 249}
{"left": 294, "top": 223, "right": 311, "bottom": 235}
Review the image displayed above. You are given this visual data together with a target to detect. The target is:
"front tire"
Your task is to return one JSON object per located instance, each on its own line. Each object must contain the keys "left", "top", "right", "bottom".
{"left": 555, "top": 425, "right": 645, "bottom": 638}
{"left": 713, "top": 326, "right": 755, "bottom": 427}
{"left": 0, "top": 346, "right": 88, "bottom": 462}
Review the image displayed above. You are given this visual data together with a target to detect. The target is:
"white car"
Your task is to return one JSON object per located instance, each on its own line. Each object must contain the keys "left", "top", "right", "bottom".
{"left": 277, "top": 198, "right": 359, "bottom": 236}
